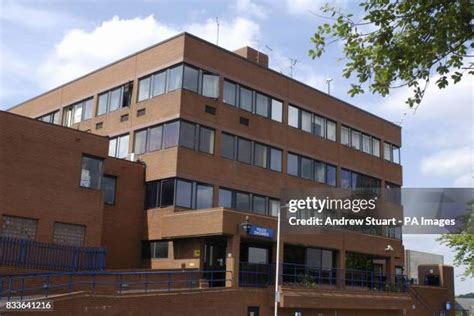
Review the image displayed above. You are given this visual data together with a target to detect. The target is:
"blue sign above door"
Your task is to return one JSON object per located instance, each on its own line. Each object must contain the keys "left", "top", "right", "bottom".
{"left": 248, "top": 225, "right": 274, "bottom": 238}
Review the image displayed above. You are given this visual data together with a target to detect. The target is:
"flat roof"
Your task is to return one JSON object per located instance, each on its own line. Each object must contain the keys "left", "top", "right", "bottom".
{"left": 7, "top": 32, "right": 400, "bottom": 129}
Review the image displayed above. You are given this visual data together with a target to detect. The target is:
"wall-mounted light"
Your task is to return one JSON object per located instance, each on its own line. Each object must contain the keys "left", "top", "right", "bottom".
{"left": 240, "top": 215, "right": 251, "bottom": 234}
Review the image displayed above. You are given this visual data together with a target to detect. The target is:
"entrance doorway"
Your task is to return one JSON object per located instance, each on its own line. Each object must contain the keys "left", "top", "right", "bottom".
{"left": 240, "top": 239, "right": 273, "bottom": 287}
{"left": 203, "top": 237, "right": 227, "bottom": 287}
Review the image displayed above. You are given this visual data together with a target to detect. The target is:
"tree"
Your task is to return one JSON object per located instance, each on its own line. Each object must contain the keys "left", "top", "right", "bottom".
{"left": 437, "top": 200, "right": 474, "bottom": 279}
{"left": 308, "top": 0, "right": 473, "bottom": 107}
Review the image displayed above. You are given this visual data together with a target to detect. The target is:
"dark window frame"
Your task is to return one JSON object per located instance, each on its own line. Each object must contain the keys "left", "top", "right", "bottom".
{"left": 222, "top": 79, "right": 283, "bottom": 123}
{"left": 287, "top": 152, "right": 337, "bottom": 187}
{"left": 96, "top": 82, "right": 132, "bottom": 116}
{"left": 218, "top": 186, "right": 280, "bottom": 217}
{"left": 108, "top": 133, "right": 129, "bottom": 159}
{"left": 102, "top": 175, "right": 117, "bottom": 205}
{"left": 63, "top": 97, "right": 94, "bottom": 127}
{"left": 137, "top": 62, "right": 220, "bottom": 103}
{"left": 79, "top": 154, "right": 104, "bottom": 190}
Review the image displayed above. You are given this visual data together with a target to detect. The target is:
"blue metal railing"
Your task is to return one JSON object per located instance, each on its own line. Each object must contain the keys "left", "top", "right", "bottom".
{"left": 0, "top": 237, "right": 106, "bottom": 271}
{"left": 0, "top": 269, "right": 232, "bottom": 301}
{"left": 239, "top": 262, "right": 409, "bottom": 293}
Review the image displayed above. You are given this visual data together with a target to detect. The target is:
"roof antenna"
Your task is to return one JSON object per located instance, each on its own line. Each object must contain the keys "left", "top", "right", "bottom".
{"left": 215, "top": 17, "right": 220, "bottom": 46}
{"left": 326, "top": 78, "right": 333, "bottom": 95}
{"left": 289, "top": 58, "right": 297, "bottom": 78}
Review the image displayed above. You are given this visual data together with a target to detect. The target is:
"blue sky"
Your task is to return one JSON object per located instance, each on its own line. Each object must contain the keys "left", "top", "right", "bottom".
{"left": 0, "top": 0, "right": 472, "bottom": 293}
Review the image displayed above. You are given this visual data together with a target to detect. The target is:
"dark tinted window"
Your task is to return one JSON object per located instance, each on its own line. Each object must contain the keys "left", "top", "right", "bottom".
{"left": 221, "top": 133, "right": 235, "bottom": 160}
{"left": 180, "top": 121, "right": 196, "bottom": 149}
{"left": 301, "top": 110, "right": 312, "bottom": 133}
{"left": 326, "top": 165, "right": 336, "bottom": 186}
{"left": 255, "top": 93, "right": 269, "bottom": 117}
{"left": 252, "top": 195, "right": 266, "bottom": 215}
{"left": 341, "top": 169, "right": 352, "bottom": 189}
{"left": 145, "top": 181, "right": 159, "bottom": 209}
{"left": 223, "top": 81, "right": 237, "bottom": 106}
{"left": 161, "top": 179, "right": 175, "bottom": 206}
{"left": 148, "top": 241, "right": 168, "bottom": 259}
{"left": 102, "top": 175, "right": 116, "bottom": 205}
{"left": 287, "top": 153, "right": 299, "bottom": 176}
{"left": 149, "top": 125, "right": 163, "bottom": 151}
{"left": 314, "top": 161, "right": 326, "bottom": 183}
{"left": 235, "top": 192, "right": 250, "bottom": 211}
{"left": 196, "top": 184, "right": 213, "bottom": 209}
{"left": 254, "top": 143, "right": 267, "bottom": 168}
{"left": 219, "top": 189, "right": 233, "bottom": 208}
{"left": 239, "top": 87, "right": 253, "bottom": 112}
{"left": 301, "top": 157, "right": 313, "bottom": 180}
{"left": 199, "top": 127, "right": 214, "bottom": 154}
{"left": 176, "top": 179, "right": 192, "bottom": 208}
{"left": 270, "top": 148, "right": 282, "bottom": 172}
{"left": 183, "top": 65, "right": 199, "bottom": 92}
{"left": 237, "top": 138, "right": 252, "bottom": 164}
{"left": 163, "top": 121, "right": 179, "bottom": 148}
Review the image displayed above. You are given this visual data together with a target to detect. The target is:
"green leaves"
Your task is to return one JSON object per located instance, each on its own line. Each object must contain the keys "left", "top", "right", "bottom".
{"left": 309, "top": 0, "right": 474, "bottom": 107}
{"left": 437, "top": 200, "right": 474, "bottom": 280}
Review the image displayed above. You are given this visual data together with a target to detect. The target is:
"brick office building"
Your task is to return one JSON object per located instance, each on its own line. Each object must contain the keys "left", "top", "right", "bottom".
{"left": 2, "top": 33, "right": 455, "bottom": 315}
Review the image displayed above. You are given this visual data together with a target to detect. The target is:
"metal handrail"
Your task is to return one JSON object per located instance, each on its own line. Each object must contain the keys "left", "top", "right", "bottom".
{"left": 0, "top": 269, "right": 232, "bottom": 301}
{"left": 239, "top": 262, "right": 410, "bottom": 293}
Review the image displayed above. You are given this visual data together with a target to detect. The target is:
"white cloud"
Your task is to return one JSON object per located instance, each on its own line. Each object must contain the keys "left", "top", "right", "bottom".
{"left": 421, "top": 146, "right": 473, "bottom": 182}
{"left": 35, "top": 15, "right": 261, "bottom": 89}
{"left": 187, "top": 17, "right": 260, "bottom": 50}
{"left": 284, "top": 0, "right": 325, "bottom": 15}
{"left": 234, "top": 0, "right": 268, "bottom": 19}
{"left": 284, "top": 0, "right": 348, "bottom": 16}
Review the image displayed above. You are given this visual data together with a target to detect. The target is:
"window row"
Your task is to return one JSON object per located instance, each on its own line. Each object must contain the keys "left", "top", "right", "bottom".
{"left": 1, "top": 215, "right": 86, "bottom": 246}
{"left": 37, "top": 110, "right": 60, "bottom": 125}
{"left": 109, "top": 134, "right": 129, "bottom": 159}
{"left": 221, "top": 132, "right": 282, "bottom": 172}
{"left": 384, "top": 142, "right": 401, "bottom": 164}
{"left": 63, "top": 98, "right": 93, "bottom": 127}
{"left": 97, "top": 82, "right": 133, "bottom": 116}
{"left": 218, "top": 188, "right": 280, "bottom": 217}
{"left": 340, "top": 169, "right": 382, "bottom": 190}
{"left": 138, "top": 63, "right": 219, "bottom": 102}
{"left": 223, "top": 80, "right": 283, "bottom": 122}
{"left": 287, "top": 153, "right": 337, "bottom": 186}
{"left": 288, "top": 105, "right": 336, "bottom": 141}
{"left": 341, "top": 125, "right": 380, "bottom": 157}
{"left": 145, "top": 178, "right": 213, "bottom": 210}
{"left": 142, "top": 240, "right": 169, "bottom": 259}
{"left": 134, "top": 120, "right": 215, "bottom": 155}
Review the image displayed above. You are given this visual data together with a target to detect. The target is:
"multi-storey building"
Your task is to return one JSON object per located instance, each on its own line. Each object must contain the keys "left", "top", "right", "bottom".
{"left": 2, "top": 33, "right": 454, "bottom": 315}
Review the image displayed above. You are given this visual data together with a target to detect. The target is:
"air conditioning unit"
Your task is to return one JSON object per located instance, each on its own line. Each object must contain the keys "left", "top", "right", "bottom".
{"left": 127, "top": 153, "right": 138, "bottom": 162}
